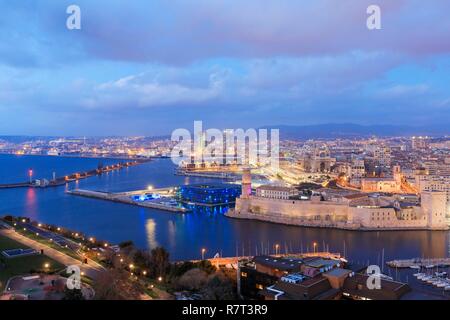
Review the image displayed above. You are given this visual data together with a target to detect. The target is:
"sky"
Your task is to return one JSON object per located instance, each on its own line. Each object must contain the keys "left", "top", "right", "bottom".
{"left": 0, "top": 0, "right": 449, "bottom": 136}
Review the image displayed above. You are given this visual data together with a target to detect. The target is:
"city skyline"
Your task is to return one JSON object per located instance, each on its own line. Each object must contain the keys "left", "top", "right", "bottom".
{"left": 1, "top": 0, "right": 450, "bottom": 136}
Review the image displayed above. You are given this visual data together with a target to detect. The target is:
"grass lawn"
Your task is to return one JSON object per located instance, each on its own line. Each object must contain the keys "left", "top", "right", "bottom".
{"left": 12, "top": 228, "right": 82, "bottom": 261}
{"left": 0, "top": 234, "right": 65, "bottom": 292}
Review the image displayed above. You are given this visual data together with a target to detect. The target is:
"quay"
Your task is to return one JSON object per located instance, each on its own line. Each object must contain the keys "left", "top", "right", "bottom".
{"left": 187, "top": 252, "right": 343, "bottom": 269}
{"left": 67, "top": 189, "right": 190, "bottom": 213}
{"left": 0, "top": 160, "right": 148, "bottom": 189}
{"left": 387, "top": 258, "right": 450, "bottom": 268}
{"left": 175, "top": 169, "right": 239, "bottom": 180}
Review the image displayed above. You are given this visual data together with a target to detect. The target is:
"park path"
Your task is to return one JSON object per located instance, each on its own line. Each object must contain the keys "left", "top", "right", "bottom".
{"left": 0, "top": 229, "right": 104, "bottom": 280}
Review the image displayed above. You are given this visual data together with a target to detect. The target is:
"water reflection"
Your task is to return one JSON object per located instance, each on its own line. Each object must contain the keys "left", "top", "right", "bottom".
{"left": 24, "top": 188, "right": 37, "bottom": 219}
{"left": 145, "top": 219, "right": 159, "bottom": 249}
{"left": 1, "top": 156, "right": 449, "bottom": 262}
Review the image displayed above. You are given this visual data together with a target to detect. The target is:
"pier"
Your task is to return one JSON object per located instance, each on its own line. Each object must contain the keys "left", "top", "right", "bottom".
{"left": 67, "top": 188, "right": 190, "bottom": 213}
{"left": 188, "top": 252, "right": 343, "bottom": 268}
{"left": 0, "top": 160, "right": 147, "bottom": 189}
{"left": 387, "top": 258, "right": 450, "bottom": 268}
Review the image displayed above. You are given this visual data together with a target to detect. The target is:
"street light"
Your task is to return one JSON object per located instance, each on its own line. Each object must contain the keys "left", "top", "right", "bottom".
{"left": 129, "top": 264, "right": 134, "bottom": 270}
{"left": 275, "top": 244, "right": 280, "bottom": 256}
{"left": 147, "top": 185, "right": 153, "bottom": 191}
{"left": 44, "top": 263, "right": 50, "bottom": 269}
{"left": 313, "top": 242, "right": 317, "bottom": 254}
{"left": 158, "top": 276, "right": 163, "bottom": 282}
{"left": 201, "top": 248, "right": 206, "bottom": 260}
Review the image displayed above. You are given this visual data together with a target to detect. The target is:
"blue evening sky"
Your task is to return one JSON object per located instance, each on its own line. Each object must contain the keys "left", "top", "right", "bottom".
{"left": 0, "top": 0, "right": 449, "bottom": 136}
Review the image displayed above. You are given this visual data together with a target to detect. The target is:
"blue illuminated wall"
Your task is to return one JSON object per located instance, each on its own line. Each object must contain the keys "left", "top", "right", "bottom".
{"left": 176, "top": 184, "right": 241, "bottom": 205}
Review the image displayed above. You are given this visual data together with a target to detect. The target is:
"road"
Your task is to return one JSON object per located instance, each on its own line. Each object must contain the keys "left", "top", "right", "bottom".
{"left": 0, "top": 229, "right": 104, "bottom": 280}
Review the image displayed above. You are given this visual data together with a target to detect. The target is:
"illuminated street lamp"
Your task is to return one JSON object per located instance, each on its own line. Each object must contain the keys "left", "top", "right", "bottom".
{"left": 147, "top": 185, "right": 153, "bottom": 191}
{"left": 142, "top": 270, "right": 147, "bottom": 276}
{"left": 44, "top": 263, "right": 50, "bottom": 269}
{"left": 158, "top": 276, "right": 163, "bottom": 282}
{"left": 313, "top": 242, "right": 317, "bottom": 254}
{"left": 129, "top": 264, "right": 134, "bottom": 270}
{"left": 201, "top": 248, "right": 206, "bottom": 260}
{"left": 275, "top": 244, "right": 280, "bottom": 256}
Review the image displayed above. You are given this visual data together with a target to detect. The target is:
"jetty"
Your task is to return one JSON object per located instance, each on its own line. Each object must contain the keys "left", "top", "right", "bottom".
{"left": 187, "top": 251, "right": 343, "bottom": 269}
{"left": 0, "top": 160, "right": 147, "bottom": 189}
{"left": 67, "top": 188, "right": 190, "bottom": 213}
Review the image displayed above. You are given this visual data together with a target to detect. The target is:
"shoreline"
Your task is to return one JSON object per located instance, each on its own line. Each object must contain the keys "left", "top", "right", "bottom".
{"left": 0, "top": 158, "right": 151, "bottom": 189}
{"left": 225, "top": 210, "right": 449, "bottom": 232}
{"left": 0, "top": 152, "right": 166, "bottom": 161}
{"left": 67, "top": 189, "right": 190, "bottom": 213}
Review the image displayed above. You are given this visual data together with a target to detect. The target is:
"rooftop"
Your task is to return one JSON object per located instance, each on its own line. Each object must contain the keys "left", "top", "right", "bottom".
{"left": 253, "top": 255, "right": 303, "bottom": 271}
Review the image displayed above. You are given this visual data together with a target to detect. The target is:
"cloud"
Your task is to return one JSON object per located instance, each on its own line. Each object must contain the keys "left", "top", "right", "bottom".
{"left": 80, "top": 69, "right": 225, "bottom": 109}
{"left": 3, "top": 0, "right": 450, "bottom": 68}
{"left": 0, "top": 0, "right": 449, "bottom": 135}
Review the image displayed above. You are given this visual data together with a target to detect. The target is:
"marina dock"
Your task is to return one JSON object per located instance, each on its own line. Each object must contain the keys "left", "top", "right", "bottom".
{"left": 387, "top": 258, "right": 450, "bottom": 268}
{"left": 67, "top": 189, "right": 190, "bottom": 213}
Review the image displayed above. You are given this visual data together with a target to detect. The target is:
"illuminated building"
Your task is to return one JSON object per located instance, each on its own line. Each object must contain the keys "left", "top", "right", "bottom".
{"left": 176, "top": 184, "right": 241, "bottom": 206}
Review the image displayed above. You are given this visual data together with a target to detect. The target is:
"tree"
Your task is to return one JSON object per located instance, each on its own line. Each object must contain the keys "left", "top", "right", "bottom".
{"left": 119, "top": 240, "right": 134, "bottom": 249}
{"left": 133, "top": 249, "right": 150, "bottom": 268}
{"left": 196, "top": 260, "right": 216, "bottom": 274}
{"left": 149, "top": 247, "right": 170, "bottom": 278}
{"left": 93, "top": 269, "right": 143, "bottom": 300}
{"left": 176, "top": 268, "right": 209, "bottom": 291}
{"left": 201, "top": 273, "right": 236, "bottom": 300}
{"left": 63, "top": 287, "right": 85, "bottom": 300}
{"left": 169, "top": 261, "right": 195, "bottom": 279}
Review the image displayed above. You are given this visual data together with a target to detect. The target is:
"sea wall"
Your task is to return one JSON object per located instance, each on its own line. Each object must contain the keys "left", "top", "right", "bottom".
{"left": 229, "top": 196, "right": 448, "bottom": 231}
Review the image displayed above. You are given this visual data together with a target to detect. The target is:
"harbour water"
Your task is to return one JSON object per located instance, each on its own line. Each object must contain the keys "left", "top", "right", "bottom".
{"left": 0, "top": 154, "right": 449, "bottom": 268}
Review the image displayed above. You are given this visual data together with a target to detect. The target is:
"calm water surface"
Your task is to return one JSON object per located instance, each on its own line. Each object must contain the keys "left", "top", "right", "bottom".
{"left": 0, "top": 154, "right": 448, "bottom": 266}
